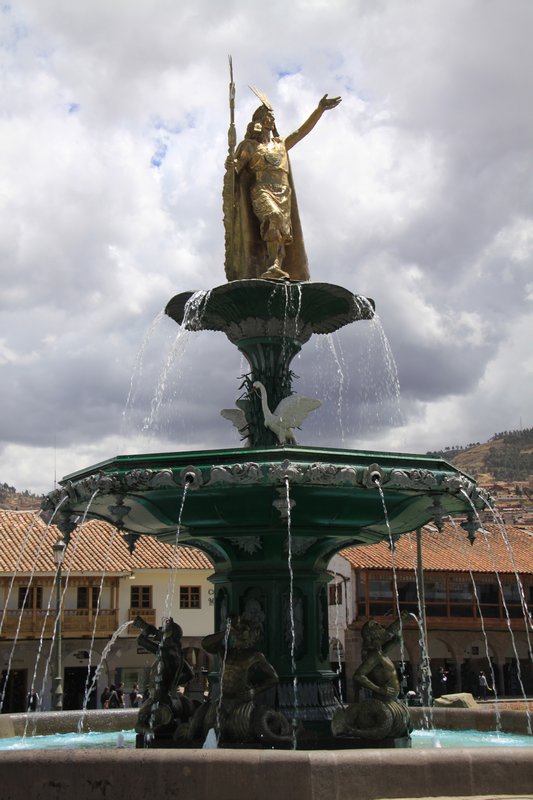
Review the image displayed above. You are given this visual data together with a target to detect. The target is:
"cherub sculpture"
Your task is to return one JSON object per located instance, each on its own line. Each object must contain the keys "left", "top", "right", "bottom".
{"left": 332, "top": 614, "right": 412, "bottom": 741}
{"left": 133, "top": 615, "right": 195, "bottom": 737}
{"left": 183, "top": 617, "right": 292, "bottom": 746}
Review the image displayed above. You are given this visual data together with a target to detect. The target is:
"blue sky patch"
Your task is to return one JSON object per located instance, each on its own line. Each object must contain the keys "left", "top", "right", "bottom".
{"left": 276, "top": 66, "right": 302, "bottom": 80}
{"left": 151, "top": 141, "right": 168, "bottom": 168}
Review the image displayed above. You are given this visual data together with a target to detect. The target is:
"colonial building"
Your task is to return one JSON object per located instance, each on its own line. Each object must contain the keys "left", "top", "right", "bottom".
{"left": 2, "top": 509, "right": 531, "bottom": 712}
{"left": 340, "top": 521, "right": 533, "bottom": 701}
{"left": 0, "top": 510, "right": 214, "bottom": 712}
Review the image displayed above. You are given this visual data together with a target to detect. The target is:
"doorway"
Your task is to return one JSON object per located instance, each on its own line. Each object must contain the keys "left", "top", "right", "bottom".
{"left": 63, "top": 666, "right": 97, "bottom": 710}
{"left": 1, "top": 669, "right": 27, "bottom": 713}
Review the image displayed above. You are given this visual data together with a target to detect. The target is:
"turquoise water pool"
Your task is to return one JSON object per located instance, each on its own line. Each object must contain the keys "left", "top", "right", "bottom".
{"left": 0, "top": 730, "right": 137, "bottom": 750}
{"left": 0, "top": 728, "right": 531, "bottom": 750}
{"left": 412, "top": 728, "right": 533, "bottom": 748}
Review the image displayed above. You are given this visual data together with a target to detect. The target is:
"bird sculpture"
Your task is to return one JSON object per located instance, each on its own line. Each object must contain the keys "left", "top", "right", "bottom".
{"left": 220, "top": 405, "right": 250, "bottom": 445}
{"left": 252, "top": 381, "right": 321, "bottom": 445}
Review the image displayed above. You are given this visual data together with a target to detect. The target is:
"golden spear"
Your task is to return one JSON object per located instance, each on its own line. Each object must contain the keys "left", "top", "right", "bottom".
{"left": 223, "top": 55, "right": 236, "bottom": 280}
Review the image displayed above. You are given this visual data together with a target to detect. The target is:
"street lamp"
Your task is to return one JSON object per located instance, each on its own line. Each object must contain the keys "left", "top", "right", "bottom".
{"left": 52, "top": 536, "right": 66, "bottom": 712}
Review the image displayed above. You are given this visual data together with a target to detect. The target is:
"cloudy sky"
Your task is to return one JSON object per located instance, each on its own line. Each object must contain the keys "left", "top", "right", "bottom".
{"left": 1, "top": 0, "right": 532, "bottom": 495}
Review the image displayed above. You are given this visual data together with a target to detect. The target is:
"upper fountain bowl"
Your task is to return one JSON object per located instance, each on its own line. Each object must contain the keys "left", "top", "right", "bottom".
{"left": 165, "top": 280, "right": 375, "bottom": 345}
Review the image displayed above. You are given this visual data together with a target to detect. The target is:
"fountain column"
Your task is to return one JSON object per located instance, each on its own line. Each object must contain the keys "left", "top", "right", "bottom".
{"left": 207, "top": 534, "right": 340, "bottom": 725}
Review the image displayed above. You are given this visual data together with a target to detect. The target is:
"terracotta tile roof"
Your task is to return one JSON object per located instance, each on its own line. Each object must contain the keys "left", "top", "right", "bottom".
{"left": 341, "top": 521, "right": 533, "bottom": 575}
{"left": 0, "top": 510, "right": 213, "bottom": 575}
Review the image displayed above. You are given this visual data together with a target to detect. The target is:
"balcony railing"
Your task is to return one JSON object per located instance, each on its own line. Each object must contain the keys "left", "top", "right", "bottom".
{"left": 0, "top": 608, "right": 119, "bottom": 639}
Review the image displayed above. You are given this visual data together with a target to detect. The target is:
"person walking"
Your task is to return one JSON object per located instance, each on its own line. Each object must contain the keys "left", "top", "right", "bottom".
{"left": 478, "top": 670, "right": 492, "bottom": 701}
{"left": 100, "top": 686, "right": 111, "bottom": 709}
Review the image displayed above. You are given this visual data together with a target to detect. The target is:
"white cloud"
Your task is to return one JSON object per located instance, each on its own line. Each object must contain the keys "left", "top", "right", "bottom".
{"left": 1, "top": 0, "right": 532, "bottom": 493}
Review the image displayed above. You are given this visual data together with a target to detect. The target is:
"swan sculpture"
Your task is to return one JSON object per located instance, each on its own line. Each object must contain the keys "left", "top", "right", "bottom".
{"left": 252, "top": 381, "right": 321, "bottom": 445}
{"left": 220, "top": 406, "right": 250, "bottom": 445}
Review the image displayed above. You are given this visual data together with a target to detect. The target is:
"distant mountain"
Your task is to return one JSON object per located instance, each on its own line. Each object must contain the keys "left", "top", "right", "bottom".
{"left": 426, "top": 428, "right": 533, "bottom": 482}
{"left": 0, "top": 482, "right": 41, "bottom": 510}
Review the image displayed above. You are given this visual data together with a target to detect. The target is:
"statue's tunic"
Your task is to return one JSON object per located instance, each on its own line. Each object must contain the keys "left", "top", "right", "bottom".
{"left": 224, "top": 137, "right": 309, "bottom": 282}
{"left": 249, "top": 141, "right": 292, "bottom": 245}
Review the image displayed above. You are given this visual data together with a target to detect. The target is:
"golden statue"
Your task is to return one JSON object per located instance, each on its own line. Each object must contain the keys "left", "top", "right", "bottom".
{"left": 223, "top": 62, "right": 341, "bottom": 282}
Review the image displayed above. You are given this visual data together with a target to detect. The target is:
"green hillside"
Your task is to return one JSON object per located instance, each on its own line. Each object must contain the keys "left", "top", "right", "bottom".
{"left": 427, "top": 428, "right": 533, "bottom": 482}
{"left": 0, "top": 482, "right": 41, "bottom": 510}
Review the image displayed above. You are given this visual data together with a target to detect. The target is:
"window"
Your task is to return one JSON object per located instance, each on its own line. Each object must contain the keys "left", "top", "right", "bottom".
{"left": 502, "top": 581, "right": 524, "bottom": 618}
{"left": 367, "top": 576, "right": 394, "bottom": 616}
{"left": 449, "top": 578, "right": 473, "bottom": 617}
{"left": 328, "top": 583, "right": 343, "bottom": 605}
{"left": 368, "top": 578, "right": 392, "bottom": 598}
{"left": 397, "top": 578, "right": 418, "bottom": 615}
{"left": 180, "top": 586, "right": 201, "bottom": 609}
{"left": 475, "top": 580, "right": 499, "bottom": 618}
{"left": 17, "top": 586, "right": 42, "bottom": 610}
{"left": 131, "top": 586, "right": 152, "bottom": 609}
{"left": 77, "top": 586, "right": 100, "bottom": 609}
{"left": 424, "top": 578, "right": 446, "bottom": 616}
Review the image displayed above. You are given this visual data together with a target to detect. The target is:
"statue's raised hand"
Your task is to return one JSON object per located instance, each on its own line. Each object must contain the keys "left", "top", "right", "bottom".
{"left": 318, "top": 94, "right": 341, "bottom": 111}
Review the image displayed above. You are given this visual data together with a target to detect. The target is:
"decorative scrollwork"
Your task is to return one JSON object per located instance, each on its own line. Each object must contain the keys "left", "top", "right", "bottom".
{"left": 440, "top": 474, "right": 474, "bottom": 494}
{"left": 382, "top": 469, "right": 438, "bottom": 490}
{"left": 268, "top": 460, "right": 306, "bottom": 484}
{"left": 283, "top": 536, "right": 316, "bottom": 555}
{"left": 273, "top": 487, "right": 296, "bottom": 519}
{"left": 207, "top": 463, "right": 262, "bottom": 486}
{"left": 227, "top": 536, "right": 263, "bottom": 554}
{"left": 305, "top": 463, "right": 358, "bottom": 486}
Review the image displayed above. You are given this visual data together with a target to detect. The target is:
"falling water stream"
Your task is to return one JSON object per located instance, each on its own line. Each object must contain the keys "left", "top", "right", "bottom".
{"left": 77, "top": 527, "right": 120, "bottom": 732}
{"left": 23, "top": 564, "right": 62, "bottom": 739}
{"left": 0, "top": 510, "right": 45, "bottom": 639}
{"left": 142, "top": 290, "right": 211, "bottom": 437}
{"left": 82, "top": 620, "right": 134, "bottom": 710}
{"left": 121, "top": 310, "right": 165, "bottom": 434}
{"left": 448, "top": 517, "right": 503, "bottom": 732}
{"left": 164, "top": 479, "right": 191, "bottom": 619}
{"left": 331, "top": 580, "right": 344, "bottom": 704}
{"left": 405, "top": 531, "right": 434, "bottom": 728}
{"left": 0, "top": 500, "right": 70, "bottom": 714}
{"left": 325, "top": 334, "right": 346, "bottom": 443}
{"left": 285, "top": 478, "right": 299, "bottom": 750}
{"left": 460, "top": 493, "right": 532, "bottom": 735}
{"left": 215, "top": 617, "right": 232, "bottom": 746}
{"left": 375, "top": 483, "right": 407, "bottom": 680}
{"left": 483, "top": 500, "right": 533, "bottom": 641}
{"left": 22, "top": 492, "right": 99, "bottom": 738}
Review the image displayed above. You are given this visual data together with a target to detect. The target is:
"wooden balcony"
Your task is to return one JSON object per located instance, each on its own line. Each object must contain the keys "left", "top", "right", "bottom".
{"left": 0, "top": 608, "right": 119, "bottom": 639}
{"left": 351, "top": 612, "right": 527, "bottom": 633}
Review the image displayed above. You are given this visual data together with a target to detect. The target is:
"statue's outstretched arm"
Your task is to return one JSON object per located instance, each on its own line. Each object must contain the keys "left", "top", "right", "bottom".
{"left": 382, "top": 611, "right": 410, "bottom": 653}
{"left": 285, "top": 94, "right": 341, "bottom": 151}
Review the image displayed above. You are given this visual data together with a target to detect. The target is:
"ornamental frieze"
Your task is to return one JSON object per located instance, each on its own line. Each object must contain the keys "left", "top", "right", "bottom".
{"left": 206, "top": 463, "right": 262, "bottom": 486}
{"left": 227, "top": 536, "right": 263, "bottom": 554}
{"left": 268, "top": 460, "right": 306, "bottom": 484}
{"left": 305, "top": 463, "right": 358, "bottom": 486}
{"left": 382, "top": 469, "right": 439, "bottom": 491}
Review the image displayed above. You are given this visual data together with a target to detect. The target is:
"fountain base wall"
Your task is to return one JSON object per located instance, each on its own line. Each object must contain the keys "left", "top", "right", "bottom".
{"left": 1, "top": 748, "right": 532, "bottom": 800}
{"left": 1, "top": 706, "right": 531, "bottom": 738}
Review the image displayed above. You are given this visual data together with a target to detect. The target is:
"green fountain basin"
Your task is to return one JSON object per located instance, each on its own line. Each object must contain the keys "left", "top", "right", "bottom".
{"left": 44, "top": 445, "right": 487, "bottom": 552}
